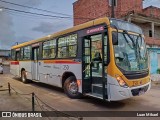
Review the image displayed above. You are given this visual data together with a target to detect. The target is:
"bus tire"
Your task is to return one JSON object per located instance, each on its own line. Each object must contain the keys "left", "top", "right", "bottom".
{"left": 64, "top": 76, "right": 81, "bottom": 99}
{"left": 21, "top": 70, "right": 28, "bottom": 83}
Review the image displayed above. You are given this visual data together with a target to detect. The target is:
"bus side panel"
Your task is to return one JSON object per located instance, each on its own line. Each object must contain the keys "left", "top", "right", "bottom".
{"left": 10, "top": 61, "right": 20, "bottom": 76}
{"left": 38, "top": 61, "right": 61, "bottom": 86}
{"left": 38, "top": 61, "right": 82, "bottom": 93}
{"left": 19, "top": 61, "right": 32, "bottom": 80}
{"left": 60, "top": 63, "right": 82, "bottom": 93}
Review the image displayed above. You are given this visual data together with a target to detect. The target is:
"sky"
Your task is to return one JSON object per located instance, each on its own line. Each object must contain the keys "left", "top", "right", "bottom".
{"left": 143, "top": 0, "right": 160, "bottom": 8}
{"left": 0, "top": 0, "right": 159, "bottom": 50}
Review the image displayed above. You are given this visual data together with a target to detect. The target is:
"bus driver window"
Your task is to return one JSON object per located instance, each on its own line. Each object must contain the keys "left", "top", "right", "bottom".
{"left": 92, "top": 39, "right": 103, "bottom": 76}
{"left": 93, "top": 40, "right": 102, "bottom": 61}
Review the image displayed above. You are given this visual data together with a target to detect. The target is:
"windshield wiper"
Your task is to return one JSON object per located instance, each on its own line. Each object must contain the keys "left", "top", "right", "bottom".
{"left": 123, "top": 30, "right": 141, "bottom": 69}
{"left": 123, "top": 30, "right": 136, "bottom": 47}
{"left": 135, "top": 35, "right": 142, "bottom": 59}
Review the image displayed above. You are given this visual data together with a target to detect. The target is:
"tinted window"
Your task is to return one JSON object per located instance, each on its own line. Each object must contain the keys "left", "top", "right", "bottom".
{"left": 43, "top": 39, "right": 56, "bottom": 58}
{"left": 23, "top": 46, "right": 31, "bottom": 60}
{"left": 11, "top": 49, "right": 16, "bottom": 60}
{"left": 57, "top": 34, "right": 77, "bottom": 58}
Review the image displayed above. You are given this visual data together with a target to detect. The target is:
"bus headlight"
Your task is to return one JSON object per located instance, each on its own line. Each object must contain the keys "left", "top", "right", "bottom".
{"left": 116, "top": 76, "right": 128, "bottom": 88}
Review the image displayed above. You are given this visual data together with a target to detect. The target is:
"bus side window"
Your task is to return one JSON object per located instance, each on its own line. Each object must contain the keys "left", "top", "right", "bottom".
{"left": 68, "top": 34, "right": 77, "bottom": 57}
{"left": 42, "top": 39, "right": 56, "bottom": 59}
{"left": 23, "top": 46, "right": 31, "bottom": 60}
{"left": 57, "top": 34, "right": 77, "bottom": 58}
{"left": 11, "top": 49, "right": 16, "bottom": 61}
{"left": 15, "top": 51, "right": 20, "bottom": 61}
{"left": 50, "top": 49, "right": 55, "bottom": 58}
{"left": 20, "top": 48, "right": 24, "bottom": 60}
{"left": 58, "top": 47, "right": 67, "bottom": 58}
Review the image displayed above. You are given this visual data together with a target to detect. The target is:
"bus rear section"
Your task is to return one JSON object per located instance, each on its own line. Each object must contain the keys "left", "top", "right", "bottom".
{"left": 10, "top": 49, "right": 20, "bottom": 76}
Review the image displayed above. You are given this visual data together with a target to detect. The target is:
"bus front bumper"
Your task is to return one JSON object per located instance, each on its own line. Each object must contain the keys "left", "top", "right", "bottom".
{"left": 108, "top": 81, "right": 151, "bottom": 101}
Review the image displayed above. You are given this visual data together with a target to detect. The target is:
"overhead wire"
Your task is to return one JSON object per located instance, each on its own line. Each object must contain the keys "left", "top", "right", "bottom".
{"left": 5, "top": 10, "right": 70, "bottom": 21}
{"left": 0, "top": 0, "right": 92, "bottom": 20}
{"left": 0, "top": 5, "right": 92, "bottom": 20}
{"left": 0, "top": 0, "right": 72, "bottom": 17}
{"left": 0, "top": 6, "right": 73, "bottom": 19}
{"left": 1, "top": 0, "right": 158, "bottom": 27}
{"left": 0, "top": 0, "right": 158, "bottom": 20}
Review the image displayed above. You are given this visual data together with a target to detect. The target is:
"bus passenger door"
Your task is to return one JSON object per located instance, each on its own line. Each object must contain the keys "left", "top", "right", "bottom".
{"left": 82, "top": 33, "right": 108, "bottom": 100}
{"left": 32, "top": 47, "right": 39, "bottom": 81}
{"left": 15, "top": 50, "right": 20, "bottom": 76}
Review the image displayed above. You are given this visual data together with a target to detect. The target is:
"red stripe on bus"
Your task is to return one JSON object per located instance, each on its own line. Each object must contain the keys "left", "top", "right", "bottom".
{"left": 44, "top": 60, "right": 81, "bottom": 64}
{"left": 11, "top": 61, "right": 19, "bottom": 65}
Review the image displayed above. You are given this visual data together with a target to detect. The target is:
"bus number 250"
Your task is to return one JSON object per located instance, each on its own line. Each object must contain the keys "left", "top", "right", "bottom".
{"left": 63, "top": 65, "right": 69, "bottom": 70}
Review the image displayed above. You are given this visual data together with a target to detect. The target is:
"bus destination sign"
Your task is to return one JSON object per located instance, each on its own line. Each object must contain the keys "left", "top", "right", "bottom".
{"left": 86, "top": 26, "right": 104, "bottom": 34}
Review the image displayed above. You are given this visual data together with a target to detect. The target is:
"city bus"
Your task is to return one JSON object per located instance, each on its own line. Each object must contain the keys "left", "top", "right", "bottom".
{"left": 10, "top": 17, "right": 151, "bottom": 101}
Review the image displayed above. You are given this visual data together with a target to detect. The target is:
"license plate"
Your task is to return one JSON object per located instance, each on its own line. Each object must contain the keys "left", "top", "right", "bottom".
{"left": 139, "top": 89, "right": 145, "bottom": 95}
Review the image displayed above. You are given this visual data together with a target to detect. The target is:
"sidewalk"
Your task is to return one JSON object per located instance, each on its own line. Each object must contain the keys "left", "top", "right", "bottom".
{"left": 0, "top": 83, "right": 79, "bottom": 120}
{"left": 0, "top": 86, "right": 34, "bottom": 111}
{"left": 151, "top": 74, "right": 160, "bottom": 82}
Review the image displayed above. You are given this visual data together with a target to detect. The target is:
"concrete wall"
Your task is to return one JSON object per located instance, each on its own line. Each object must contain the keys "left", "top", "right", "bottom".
{"left": 148, "top": 47, "right": 160, "bottom": 81}
{"left": 133, "top": 22, "right": 160, "bottom": 39}
{"left": 143, "top": 6, "right": 160, "bottom": 19}
{"left": 148, "top": 48, "right": 160, "bottom": 74}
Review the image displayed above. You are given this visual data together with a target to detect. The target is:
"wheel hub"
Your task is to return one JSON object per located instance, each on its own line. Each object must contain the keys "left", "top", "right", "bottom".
{"left": 68, "top": 81, "right": 78, "bottom": 94}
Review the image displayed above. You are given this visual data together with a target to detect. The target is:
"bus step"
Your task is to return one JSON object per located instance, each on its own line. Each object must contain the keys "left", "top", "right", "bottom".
{"left": 85, "top": 93, "right": 103, "bottom": 99}
{"left": 31, "top": 79, "right": 40, "bottom": 82}
{"left": 92, "top": 84, "right": 107, "bottom": 95}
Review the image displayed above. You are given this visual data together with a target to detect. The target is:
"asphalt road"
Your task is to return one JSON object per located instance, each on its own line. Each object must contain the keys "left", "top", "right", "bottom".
{"left": 0, "top": 66, "right": 160, "bottom": 120}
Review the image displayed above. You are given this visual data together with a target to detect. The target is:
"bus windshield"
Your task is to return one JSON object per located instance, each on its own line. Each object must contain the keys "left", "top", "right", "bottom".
{"left": 114, "top": 32, "right": 148, "bottom": 71}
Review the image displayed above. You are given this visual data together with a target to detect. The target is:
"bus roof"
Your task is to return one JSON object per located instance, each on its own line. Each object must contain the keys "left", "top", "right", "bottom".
{"left": 12, "top": 17, "right": 110, "bottom": 49}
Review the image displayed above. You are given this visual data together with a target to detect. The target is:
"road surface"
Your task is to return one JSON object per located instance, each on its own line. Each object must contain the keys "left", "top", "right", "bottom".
{"left": 0, "top": 66, "right": 160, "bottom": 120}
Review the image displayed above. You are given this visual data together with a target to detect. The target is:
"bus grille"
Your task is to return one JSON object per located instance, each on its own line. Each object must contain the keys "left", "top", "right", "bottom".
{"left": 131, "top": 84, "right": 149, "bottom": 96}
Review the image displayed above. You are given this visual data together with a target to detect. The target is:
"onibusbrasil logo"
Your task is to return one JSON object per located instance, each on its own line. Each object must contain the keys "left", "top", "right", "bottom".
{"left": 1, "top": 112, "right": 42, "bottom": 118}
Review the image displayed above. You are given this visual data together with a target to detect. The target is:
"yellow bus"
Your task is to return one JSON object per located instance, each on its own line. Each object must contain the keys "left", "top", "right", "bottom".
{"left": 10, "top": 17, "right": 151, "bottom": 101}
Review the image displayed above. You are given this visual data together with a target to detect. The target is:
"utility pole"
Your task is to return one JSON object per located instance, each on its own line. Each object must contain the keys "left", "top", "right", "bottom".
{"left": 111, "top": 0, "right": 115, "bottom": 18}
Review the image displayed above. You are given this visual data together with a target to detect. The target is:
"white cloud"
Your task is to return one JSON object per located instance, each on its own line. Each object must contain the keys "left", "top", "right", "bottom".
{"left": 0, "top": 10, "right": 16, "bottom": 49}
{"left": 32, "top": 21, "right": 73, "bottom": 34}
{"left": 0, "top": 0, "right": 43, "bottom": 49}
{"left": 143, "top": 0, "right": 160, "bottom": 8}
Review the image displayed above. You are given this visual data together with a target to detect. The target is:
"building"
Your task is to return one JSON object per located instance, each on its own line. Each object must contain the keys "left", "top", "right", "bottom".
{"left": 73, "top": 0, "right": 160, "bottom": 75}
{"left": 0, "top": 49, "right": 10, "bottom": 65}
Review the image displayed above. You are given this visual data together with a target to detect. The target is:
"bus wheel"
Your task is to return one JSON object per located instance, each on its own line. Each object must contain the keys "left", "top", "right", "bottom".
{"left": 64, "top": 76, "right": 81, "bottom": 99}
{"left": 21, "top": 71, "right": 28, "bottom": 83}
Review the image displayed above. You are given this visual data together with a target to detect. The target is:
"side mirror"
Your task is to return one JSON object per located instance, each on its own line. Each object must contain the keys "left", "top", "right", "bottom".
{"left": 112, "top": 32, "right": 118, "bottom": 45}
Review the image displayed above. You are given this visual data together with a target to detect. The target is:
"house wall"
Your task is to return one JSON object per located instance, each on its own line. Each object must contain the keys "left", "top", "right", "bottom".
{"left": 73, "top": 0, "right": 108, "bottom": 25}
{"left": 143, "top": 6, "right": 160, "bottom": 19}
{"left": 73, "top": 0, "right": 160, "bottom": 75}
{"left": 148, "top": 48, "right": 160, "bottom": 74}
{"left": 73, "top": 0, "right": 143, "bottom": 25}
{"left": 132, "top": 22, "right": 160, "bottom": 39}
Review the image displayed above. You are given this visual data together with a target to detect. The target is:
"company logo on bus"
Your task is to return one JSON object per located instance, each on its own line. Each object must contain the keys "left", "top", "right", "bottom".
{"left": 86, "top": 26, "right": 104, "bottom": 34}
